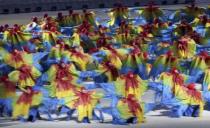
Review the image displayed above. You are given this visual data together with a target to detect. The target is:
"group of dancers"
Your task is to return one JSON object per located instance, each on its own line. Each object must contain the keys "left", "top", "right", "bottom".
{"left": 0, "top": 3, "right": 210, "bottom": 125}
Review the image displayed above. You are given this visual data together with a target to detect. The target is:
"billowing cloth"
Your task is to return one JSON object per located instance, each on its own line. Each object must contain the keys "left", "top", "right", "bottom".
{"left": 129, "top": 31, "right": 153, "bottom": 53}
{"left": 2, "top": 26, "right": 32, "bottom": 49}
{"left": 99, "top": 45, "right": 128, "bottom": 70}
{"left": 40, "top": 62, "right": 87, "bottom": 98}
{"left": 0, "top": 49, "right": 47, "bottom": 70}
{"left": 0, "top": 76, "right": 16, "bottom": 116}
{"left": 108, "top": 6, "right": 129, "bottom": 26}
{"left": 174, "top": 21, "right": 193, "bottom": 37}
{"left": 0, "top": 76, "right": 16, "bottom": 99}
{"left": 173, "top": 36, "right": 196, "bottom": 59}
{"left": 8, "top": 65, "right": 41, "bottom": 88}
{"left": 12, "top": 87, "right": 42, "bottom": 119}
{"left": 46, "top": 42, "right": 70, "bottom": 65}
{"left": 0, "top": 49, "right": 33, "bottom": 69}
{"left": 153, "top": 69, "right": 204, "bottom": 117}
{"left": 44, "top": 63, "right": 80, "bottom": 81}
{"left": 101, "top": 94, "right": 155, "bottom": 124}
{"left": 150, "top": 19, "right": 169, "bottom": 37}
{"left": 81, "top": 10, "right": 97, "bottom": 26}
{"left": 94, "top": 61, "right": 120, "bottom": 82}
{"left": 171, "top": 4, "right": 205, "bottom": 22}
{"left": 187, "top": 31, "right": 210, "bottom": 46}
{"left": 57, "top": 11, "right": 82, "bottom": 27}
{"left": 114, "top": 72, "right": 148, "bottom": 99}
{"left": 169, "top": 83, "right": 204, "bottom": 117}
{"left": 190, "top": 51, "right": 210, "bottom": 76}
{"left": 191, "top": 15, "right": 210, "bottom": 28}
{"left": 42, "top": 29, "right": 61, "bottom": 51}
{"left": 202, "top": 68, "right": 210, "bottom": 91}
{"left": 68, "top": 32, "right": 81, "bottom": 47}
{"left": 116, "top": 95, "right": 145, "bottom": 123}
{"left": 69, "top": 48, "right": 93, "bottom": 71}
{"left": 114, "top": 22, "right": 136, "bottom": 45}
{"left": 149, "top": 51, "right": 180, "bottom": 78}
{"left": 138, "top": 5, "right": 163, "bottom": 23}
{"left": 64, "top": 89, "right": 104, "bottom": 122}
{"left": 121, "top": 46, "right": 150, "bottom": 79}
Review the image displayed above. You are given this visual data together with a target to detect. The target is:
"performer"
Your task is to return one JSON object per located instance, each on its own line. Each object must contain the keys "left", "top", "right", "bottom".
{"left": 68, "top": 47, "right": 93, "bottom": 71}
{"left": 67, "top": 10, "right": 82, "bottom": 27}
{"left": 81, "top": 9, "right": 97, "bottom": 26}
{"left": 172, "top": 35, "right": 196, "bottom": 59}
{"left": 202, "top": 68, "right": 210, "bottom": 91}
{"left": 171, "top": 3, "right": 205, "bottom": 22}
{"left": 108, "top": 4, "right": 129, "bottom": 26}
{"left": 189, "top": 51, "right": 210, "bottom": 76}
{"left": 115, "top": 21, "right": 136, "bottom": 45}
{"left": 0, "top": 49, "right": 46, "bottom": 70}
{"left": 121, "top": 46, "right": 150, "bottom": 79}
{"left": 151, "top": 69, "right": 204, "bottom": 117}
{"left": 12, "top": 87, "right": 42, "bottom": 121}
{"left": 101, "top": 94, "right": 150, "bottom": 124}
{"left": 113, "top": 94, "right": 145, "bottom": 124}
{"left": 41, "top": 26, "right": 62, "bottom": 51}
{"left": 8, "top": 64, "right": 41, "bottom": 89}
{"left": 114, "top": 72, "right": 148, "bottom": 99}
{"left": 0, "top": 76, "right": 16, "bottom": 117}
{"left": 174, "top": 20, "right": 193, "bottom": 37}
{"left": 2, "top": 24, "right": 32, "bottom": 50}
{"left": 149, "top": 51, "right": 180, "bottom": 78}
{"left": 98, "top": 44, "right": 129, "bottom": 70}
{"left": 64, "top": 89, "right": 104, "bottom": 123}
{"left": 93, "top": 61, "right": 120, "bottom": 82}
{"left": 139, "top": 4, "right": 163, "bottom": 23}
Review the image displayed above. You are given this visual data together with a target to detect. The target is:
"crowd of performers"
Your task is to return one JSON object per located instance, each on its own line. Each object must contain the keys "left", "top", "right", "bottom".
{"left": 0, "top": 3, "right": 210, "bottom": 125}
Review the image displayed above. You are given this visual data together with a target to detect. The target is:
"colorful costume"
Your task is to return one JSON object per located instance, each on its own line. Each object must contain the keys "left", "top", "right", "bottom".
{"left": 108, "top": 6, "right": 129, "bottom": 26}
{"left": 94, "top": 61, "right": 120, "bottom": 82}
{"left": 121, "top": 46, "right": 150, "bottom": 79}
{"left": 202, "top": 68, "right": 210, "bottom": 91}
{"left": 114, "top": 94, "right": 145, "bottom": 124}
{"left": 0, "top": 5, "right": 210, "bottom": 124}
{"left": 2, "top": 25, "right": 32, "bottom": 50}
{"left": 12, "top": 87, "right": 42, "bottom": 120}
{"left": 152, "top": 69, "right": 204, "bottom": 117}
{"left": 173, "top": 36, "right": 196, "bottom": 59}
{"left": 171, "top": 4, "right": 205, "bottom": 22}
{"left": 64, "top": 89, "right": 104, "bottom": 122}
{"left": 149, "top": 51, "right": 180, "bottom": 78}
{"left": 114, "top": 72, "right": 148, "bottom": 99}
{"left": 139, "top": 4, "right": 163, "bottom": 23}
{"left": 41, "top": 62, "right": 81, "bottom": 98}
{"left": 0, "top": 76, "right": 16, "bottom": 116}
{"left": 190, "top": 51, "right": 210, "bottom": 76}
{"left": 8, "top": 65, "right": 41, "bottom": 89}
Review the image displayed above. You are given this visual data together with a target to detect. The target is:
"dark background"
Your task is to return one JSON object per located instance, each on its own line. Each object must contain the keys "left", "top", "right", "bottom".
{"left": 0, "top": 0, "right": 198, "bottom": 14}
